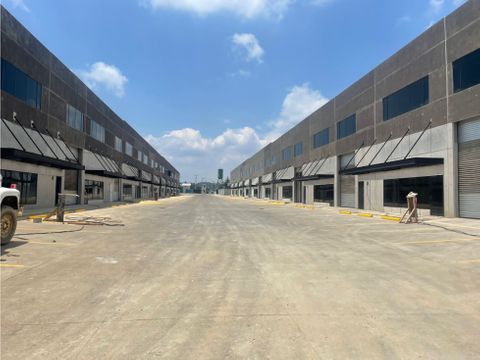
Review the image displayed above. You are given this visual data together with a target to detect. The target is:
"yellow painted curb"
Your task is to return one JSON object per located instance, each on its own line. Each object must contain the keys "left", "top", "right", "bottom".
{"left": 381, "top": 215, "right": 401, "bottom": 222}
{"left": 358, "top": 213, "right": 373, "bottom": 218}
{"left": 0, "top": 264, "right": 25, "bottom": 268}
{"left": 339, "top": 210, "right": 352, "bottom": 215}
{"left": 28, "top": 214, "right": 48, "bottom": 219}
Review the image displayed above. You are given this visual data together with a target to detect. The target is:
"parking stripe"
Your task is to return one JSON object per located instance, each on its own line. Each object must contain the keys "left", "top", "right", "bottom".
{"left": 394, "top": 238, "right": 477, "bottom": 245}
{"left": 458, "top": 259, "right": 480, "bottom": 264}
{"left": 26, "top": 241, "right": 77, "bottom": 246}
{"left": 0, "top": 264, "right": 25, "bottom": 268}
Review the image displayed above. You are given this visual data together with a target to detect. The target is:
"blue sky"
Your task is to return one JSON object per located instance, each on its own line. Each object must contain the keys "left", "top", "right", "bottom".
{"left": 4, "top": 0, "right": 466, "bottom": 181}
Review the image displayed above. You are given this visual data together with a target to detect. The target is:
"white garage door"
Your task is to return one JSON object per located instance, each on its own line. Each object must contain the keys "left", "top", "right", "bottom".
{"left": 458, "top": 119, "right": 480, "bottom": 219}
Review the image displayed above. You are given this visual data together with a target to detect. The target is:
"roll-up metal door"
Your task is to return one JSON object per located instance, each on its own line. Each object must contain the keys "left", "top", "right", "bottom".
{"left": 458, "top": 119, "right": 480, "bottom": 219}
{"left": 340, "top": 175, "right": 355, "bottom": 208}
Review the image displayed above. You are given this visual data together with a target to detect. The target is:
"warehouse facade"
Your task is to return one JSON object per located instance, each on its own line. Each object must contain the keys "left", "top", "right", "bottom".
{"left": 230, "top": 0, "right": 480, "bottom": 219}
{"left": 1, "top": 7, "right": 180, "bottom": 210}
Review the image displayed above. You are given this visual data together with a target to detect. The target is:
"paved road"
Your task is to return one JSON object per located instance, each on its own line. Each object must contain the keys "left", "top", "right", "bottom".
{"left": 2, "top": 195, "right": 480, "bottom": 359}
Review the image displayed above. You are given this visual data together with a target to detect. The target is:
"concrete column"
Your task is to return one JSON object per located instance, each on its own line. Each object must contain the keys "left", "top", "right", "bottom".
{"left": 292, "top": 180, "right": 296, "bottom": 202}
{"left": 119, "top": 178, "right": 124, "bottom": 201}
{"left": 78, "top": 149, "right": 85, "bottom": 205}
{"left": 444, "top": 122, "right": 458, "bottom": 217}
{"left": 305, "top": 185, "right": 314, "bottom": 205}
{"left": 354, "top": 175, "right": 359, "bottom": 209}
{"left": 334, "top": 156, "right": 340, "bottom": 207}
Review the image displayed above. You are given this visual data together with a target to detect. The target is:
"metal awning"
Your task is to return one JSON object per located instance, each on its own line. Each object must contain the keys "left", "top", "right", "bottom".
{"left": 262, "top": 173, "right": 273, "bottom": 183}
{"left": 153, "top": 175, "right": 160, "bottom": 184}
{"left": 84, "top": 150, "right": 124, "bottom": 178}
{"left": 298, "top": 158, "right": 334, "bottom": 180}
{"left": 141, "top": 171, "right": 152, "bottom": 182}
{"left": 121, "top": 163, "right": 139, "bottom": 179}
{"left": 340, "top": 157, "right": 444, "bottom": 175}
{"left": 1, "top": 118, "right": 82, "bottom": 170}
{"left": 245, "top": 179, "right": 251, "bottom": 186}
{"left": 251, "top": 177, "right": 259, "bottom": 186}
{"left": 302, "top": 160, "right": 321, "bottom": 177}
{"left": 275, "top": 166, "right": 294, "bottom": 181}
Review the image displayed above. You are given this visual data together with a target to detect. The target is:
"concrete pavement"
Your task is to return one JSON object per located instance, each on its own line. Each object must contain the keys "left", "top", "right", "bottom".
{"left": 1, "top": 194, "right": 479, "bottom": 359}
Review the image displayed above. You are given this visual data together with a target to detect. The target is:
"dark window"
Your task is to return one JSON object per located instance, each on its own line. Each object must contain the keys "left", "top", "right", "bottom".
{"left": 85, "top": 180, "right": 104, "bottom": 200}
{"left": 383, "top": 76, "right": 429, "bottom": 121}
{"left": 265, "top": 187, "right": 271, "bottom": 198}
{"left": 282, "top": 185, "right": 293, "bottom": 199}
{"left": 313, "top": 128, "right": 329, "bottom": 148}
{"left": 1, "top": 59, "right": 42, "bottom": 109}
{"left": 64, "top": 170, "right": 78, "bottom": 191}
{"left": 123, "top": 184, "right": 132, "bottom": 196}
{"left": 337, "top": 114, "right": 356, "bottom": 139}
{"left": 1, "top": 170, "right": 38, "bottom": 205}
{"left": 90, "top": 120, "right": 105, "bottom": 142}
{"left": 66, "top": 104, "right": 84, "bottom": 131}
{"left": 294, "top": 142, "right": 303, "bottom": 157}
{"left": 282, "top": 147, "right": 292, "bottom": 161}
{"left": 383, "top": 175, "right": 443, "bottom": 216}
{"left": 453, "top": 48, "right": 480, "bottom": 93}
{"left": 114, "top": 136, "right": 123, "bottom": 152}
{"left": 125, "top": 142, "right": 133, "bottom": 156}
{"left": 314, "top": 184, "right": 334, "bottom": 206}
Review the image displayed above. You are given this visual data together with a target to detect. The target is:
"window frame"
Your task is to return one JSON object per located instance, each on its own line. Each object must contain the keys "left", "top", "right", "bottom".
{"left": 282, "top": 147, "right": 292, "bottom": 161}
{"left": 114, "top": 136, "right": 123, "bottom": 152}
{"left": 382, "top": 76, "right": 429, "bottom": 121}
{"left": 85, "top": 179, "right": 104, "bottom": 200}
{"left": 294, "top": 142, "right": 303, "bottom": 157}
{"left": 90, "top": 119, "right": 105, "bottom": 143}
{"left": 1, "top": 59, "right": 42, "bottom": 110}
{"left": 313, "top": 128, "right": 330, "bottom": 149}
{"left": 337, "top": 114, "right": 357, "bottom": 140}
{"left": 125, "top": 142, "right": 133, "bottom": 156}
{"left": 1, "top": 170, "right": 38, "bottom": 205}
{"left": 66, "top": 104, "right": 84, "bottom": 132}
{"left": 453, "top": 48, "right": 480, "bottom": 93}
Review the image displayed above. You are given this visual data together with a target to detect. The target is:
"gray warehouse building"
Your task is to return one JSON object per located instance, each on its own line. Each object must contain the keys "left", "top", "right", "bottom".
{"left": 230, "top": 0, "right": 480, "bottom": 219}
{"left": 1, "top": 7, "right": 180, "bottom": 210}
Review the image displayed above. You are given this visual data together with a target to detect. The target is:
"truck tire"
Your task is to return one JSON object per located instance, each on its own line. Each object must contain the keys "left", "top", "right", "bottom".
{"left": 1, "top": 206, "right": 17, "bottom": 245}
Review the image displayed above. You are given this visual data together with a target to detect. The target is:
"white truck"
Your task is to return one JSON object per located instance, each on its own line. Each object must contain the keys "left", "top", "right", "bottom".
{"left": 1, "top": 175, "right": 20, "bottom": 245}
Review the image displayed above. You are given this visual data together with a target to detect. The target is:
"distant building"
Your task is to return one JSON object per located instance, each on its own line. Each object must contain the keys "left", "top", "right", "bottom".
{"left": 181, "top": 183, "right": 192, "bottom": 193}
{"left": 230, "top": 1, "right": 480, "bottom": 219}
{"left": 0, "top": 7, "right": 180, "bottom": 209}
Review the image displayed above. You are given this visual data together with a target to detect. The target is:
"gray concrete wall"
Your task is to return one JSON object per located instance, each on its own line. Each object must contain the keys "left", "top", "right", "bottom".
{"left": 230, "top": 1, "right": 480, "bottom": 218}
{"left": 0, "top": 6, "right": 180, "bottom": 186}
{"left": 1, "top": 159, "right": 61, "bottom": 209}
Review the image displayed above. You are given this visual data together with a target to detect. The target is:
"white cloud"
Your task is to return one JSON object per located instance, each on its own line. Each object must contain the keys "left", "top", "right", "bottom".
{"left": 145, "top": 127, "right": 263, "bottom": 181}
{"left": 141, "top": 0, "right": 293, "bottom": 19}
{"left": 263, "top": 83, "right": 328, "bottom": 143}
{"left": 232, "top": 33, "right": 265, "bottom": 63}
{"left": 145, "top": 83, "right": 328, "bottom": 181}
{"left": 429, "top": 0, "right": 444, "bottom": 13}
{"left": 396, "top": 15, "right": 412, "bottom": 27}
{"left": 229, "top": 69, "right": 252, "bottom": 78}
{"left": 79, "top": 62, "right": 128, "bottom": 97}
{"left": 7, "top": 0, "right": 30, "bottom": 12}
